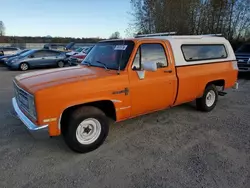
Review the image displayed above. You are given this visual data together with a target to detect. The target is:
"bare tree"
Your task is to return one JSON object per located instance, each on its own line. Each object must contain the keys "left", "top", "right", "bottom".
{"left": 109, "top": 31, "right": 121, "bottom": 39}
{"left": 0, "top": 21, "right": 5, "bottom": 36}
{"left": 129, "top": 0, "right": 250, "bottom": 41}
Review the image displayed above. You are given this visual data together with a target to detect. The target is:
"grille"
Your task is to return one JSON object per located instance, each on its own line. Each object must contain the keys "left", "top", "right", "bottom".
{"left": 238, "top": 64, "right": 250, "bottom": 68}
{"left": 236, "top": 55, "right": 250, "bottom": 63}
{"left": 14, "top": 82, "right": 30, "bottom": 114}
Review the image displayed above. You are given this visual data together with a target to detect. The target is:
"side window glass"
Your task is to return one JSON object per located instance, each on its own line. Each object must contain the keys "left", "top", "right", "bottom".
{"left": 181, "top": 45, "right": 227, "bottom": 61}
{"left": 33, "top": 51, "right": 46, "bottom": 58}
{"left": 46, "top": 51, "right": 58, "bottom": 57}
{"left": 132, "top": 43, "right": 168, "bottom": 70}
{"left": 32, "top": 52, "right": 39, "bottom": 57}
{"left": 4, "top": 47, "right": 17, "bottom": 52}
{"left": 141, "top": 44, "right": 168, "bottom": 68}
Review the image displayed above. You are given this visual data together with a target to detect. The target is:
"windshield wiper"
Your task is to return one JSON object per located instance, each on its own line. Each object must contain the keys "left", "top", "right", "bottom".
{"left": 95, "top": 61, "right": 109, "bottom": 70}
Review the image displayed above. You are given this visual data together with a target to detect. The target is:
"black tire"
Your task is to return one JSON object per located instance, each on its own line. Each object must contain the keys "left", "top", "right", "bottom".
{"left": 196, "top": 84, "right": 218, "bottom": 112}
{"left": 19, "top": 62, "right": 29, "bottom": 71}
{"left": 63, "top": 106, "right": 109, "bottom": 153}
{"left": 57, "top": 61, "right": 64, "bottom": 68}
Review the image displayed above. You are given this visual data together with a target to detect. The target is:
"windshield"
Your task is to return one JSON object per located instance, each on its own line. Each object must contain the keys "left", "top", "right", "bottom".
{"left": 20, "top": 49, "right": 35, "bottom": 57}
{"left": 75, "top": 47, "right": 83, "bottom": 53}
{"left": 236, "top": 44, "right": 250, "bottom": 53}
{"left": 65, "top": 42, "right": 75, "bottom": 50}
{"left": 81, "top": 41, "right": 135, "bottom": 70}
{"left": 17, "top": 49, "right": 30, "bottom": 55}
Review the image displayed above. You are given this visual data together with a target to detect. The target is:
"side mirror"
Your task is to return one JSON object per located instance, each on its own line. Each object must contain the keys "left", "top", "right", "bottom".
{"left": 142, "top": 62, "right": 157, "bottom": 72}
{"left": 29, "top": 55, "right": 34, "bottom": 58}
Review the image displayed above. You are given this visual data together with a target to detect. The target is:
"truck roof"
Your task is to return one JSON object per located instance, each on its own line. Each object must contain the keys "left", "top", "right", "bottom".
{"left": 103, "top": 35, "right": 228, "bottom": 44}
{"left": 134, "top": 35, "right": 227, "bottom": 41}
{"left": 102, "top": 35, "right": 235, "bottom": 67}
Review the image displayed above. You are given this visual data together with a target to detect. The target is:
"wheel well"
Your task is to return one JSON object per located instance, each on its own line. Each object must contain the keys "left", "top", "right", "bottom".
{"left": 60, "top": 100, "right": 116, "bottom": 132}
{"left": 206, "top": 79, "right": 225, "bottom": 88}
{"left": 19, "top": 62, "right": 29, "bottom": 66}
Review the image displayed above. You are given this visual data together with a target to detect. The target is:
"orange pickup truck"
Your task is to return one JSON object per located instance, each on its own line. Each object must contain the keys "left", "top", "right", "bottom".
{"left": 12, "top": 34, "right": 238, "bottom": 153}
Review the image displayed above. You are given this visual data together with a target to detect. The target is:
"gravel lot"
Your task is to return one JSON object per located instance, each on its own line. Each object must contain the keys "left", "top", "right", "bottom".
{"left": 0, "top": 66, "right": 249, "bottom": 188}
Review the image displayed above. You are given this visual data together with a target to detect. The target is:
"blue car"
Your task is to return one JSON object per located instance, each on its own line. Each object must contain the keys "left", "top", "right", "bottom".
{"left": 0, "top": 49, "right": 30, "bottom": 64}
{"left": 5, "top": 49, "right": 67, "bottom": 71}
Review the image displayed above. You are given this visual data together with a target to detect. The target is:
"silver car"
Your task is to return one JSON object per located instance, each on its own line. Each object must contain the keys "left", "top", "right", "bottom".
{"left": 0, "top": 47, "right": 21, "bottom": 56}
{"left": 5, "top": 49, "right": 67, "bottom": 71}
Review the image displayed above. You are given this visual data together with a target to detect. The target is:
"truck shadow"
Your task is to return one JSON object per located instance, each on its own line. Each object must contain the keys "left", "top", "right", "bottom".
{"left": 1, "top": 98, "right": 224, "bottom": 154}
{"left": 177, "top": 102, "right": 197, "bottom": 111}
{"left": 238, "top": 72, "right": 250, "bottom": 80}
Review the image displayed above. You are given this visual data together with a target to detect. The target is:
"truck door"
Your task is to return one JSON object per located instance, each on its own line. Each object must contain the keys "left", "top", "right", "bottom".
{"left": 128, "top": 41, "right": 177, "bottom": 117}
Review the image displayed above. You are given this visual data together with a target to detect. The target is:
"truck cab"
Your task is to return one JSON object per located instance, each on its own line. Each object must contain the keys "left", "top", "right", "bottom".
{"left": 12, "top": 34, "right": 238, "bottom": 153}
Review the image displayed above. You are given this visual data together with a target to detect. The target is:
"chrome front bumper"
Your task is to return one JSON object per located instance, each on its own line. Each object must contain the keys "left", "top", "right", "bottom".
{"left": 12, "top": 97, "right": 48, "bottom": 131}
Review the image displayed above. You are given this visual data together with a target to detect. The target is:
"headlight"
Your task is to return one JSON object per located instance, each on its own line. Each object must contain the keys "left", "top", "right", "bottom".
{"left": 11, "top": 59, "right": 18, "bottom": 63}
{"left": 28, "top": 95, "right": 37, "bottom": 119}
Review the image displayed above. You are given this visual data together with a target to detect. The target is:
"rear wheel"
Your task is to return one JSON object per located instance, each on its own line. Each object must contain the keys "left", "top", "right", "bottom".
{"left": 20, "top": 63, "right": 29, "bottom": 71}
{"left": 196, "top": 84, "right": 218, "bottom": 112}
{"left": 63, "top": 106, "right": 109, "bottom": 153}
{"left": 57, "top": 61, "right": 64, "bottom": 68}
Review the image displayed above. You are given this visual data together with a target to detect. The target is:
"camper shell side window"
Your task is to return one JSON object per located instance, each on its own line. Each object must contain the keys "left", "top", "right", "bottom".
{"left": 181, "top": 44, "right": 228, "bottom": 62}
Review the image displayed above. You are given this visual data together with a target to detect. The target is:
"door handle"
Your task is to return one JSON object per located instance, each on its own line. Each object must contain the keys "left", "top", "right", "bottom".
{"left": 164, "top": 70, "right": 172, "bottom": 73}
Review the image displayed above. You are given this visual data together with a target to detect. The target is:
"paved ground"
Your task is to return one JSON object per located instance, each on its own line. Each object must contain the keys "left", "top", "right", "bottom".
{"left": 0, "top": 66, "right": 249, "bottom": 188}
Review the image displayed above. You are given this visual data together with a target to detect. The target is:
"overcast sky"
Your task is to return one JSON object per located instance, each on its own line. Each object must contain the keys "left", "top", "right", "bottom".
{"left": 1, "top": 0, "right": 132, "bottom": 38}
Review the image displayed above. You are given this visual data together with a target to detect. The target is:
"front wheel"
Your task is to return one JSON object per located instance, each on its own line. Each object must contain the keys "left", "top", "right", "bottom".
{"left": 196, "top": 84, "right": 218, "bottom": 112}
{"left": 63, "top": 106, "right": 109, "bottom": 153}
{"left": 20, "top": 63, "right": 29, "bottom": 71}
{"left": 57, "top": 61, "right": 64, "bottom": 68}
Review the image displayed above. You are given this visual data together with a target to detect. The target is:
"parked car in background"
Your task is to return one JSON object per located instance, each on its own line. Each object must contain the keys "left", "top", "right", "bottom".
{"left": 5, "top": 49, "right": 67, "bottom": 71}
{"left": 0, "top": 49, "right": 30, "bottom": 64}
{"left": 43, "top": 43, "right": 66, "bottom": 51}
{"left": 0, "top": 47, "right": 21, "bottom": 56}
{"left": 66, "top": 46, "right": 93, "bottom": 57}
{"left": 68, "top": 46, "right": 94, "bottom": 66}
{"left": 64, "top": 42, "right": 95, "bottom": 52}
{"left": 235, "top": 43, "right": 250, "bottom": 72}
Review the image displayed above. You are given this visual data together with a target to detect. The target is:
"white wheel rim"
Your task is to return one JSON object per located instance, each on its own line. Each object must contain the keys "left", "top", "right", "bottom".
{"left": 76, "top": 118, "right": 101, "bottom": 145}
{"left": 21, "top": 63, "right": 28, "bottom": 70}
{"left": 206, "top": 90, "right": 216, "bottom": 107}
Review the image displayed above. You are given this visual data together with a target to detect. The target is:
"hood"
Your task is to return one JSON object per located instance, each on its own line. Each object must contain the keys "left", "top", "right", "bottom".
{"left": 73, "top": 54, "right": 87, "bottom": 59}
{"left": 14, "top": 66, "right": 118, "bottom": 93}
{"left": 235, "top": 52, "right": 250, "bottom": 56}
{"left": 6, "top": 56, "right": 23, "bottom": 64}
{"left": 0, "top": 54, "right": 16, "bottom": 59}
{"left": 65, "top": 42, "right": 75, "bottom": 50}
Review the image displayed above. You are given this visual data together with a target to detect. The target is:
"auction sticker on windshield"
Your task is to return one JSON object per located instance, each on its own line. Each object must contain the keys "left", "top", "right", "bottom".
{"left": 114, "top": 45, "right": 128, "bottom": 50}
